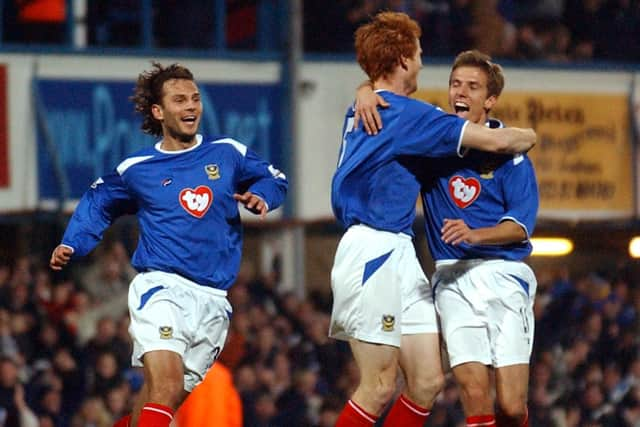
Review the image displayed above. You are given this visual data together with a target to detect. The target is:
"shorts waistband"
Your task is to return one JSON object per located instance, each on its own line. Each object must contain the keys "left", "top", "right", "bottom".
{"left": 139, "top": 270, "right": 228, "bottom": 297}
{"left": 435, "top": 258, "right": 504, "bottom": 269}
{"left": 348, "top": 224, "right": 412, "bottom": 240}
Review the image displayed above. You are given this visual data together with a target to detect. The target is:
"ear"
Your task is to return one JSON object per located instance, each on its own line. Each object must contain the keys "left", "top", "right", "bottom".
{"left": 151, "top": 104, "right": 163, "bottom": 121}
{"left": 484, "top": 95, "right": 497, "bottom": 111}
{"left": 400, "top": 56, "right": 409, "bottom": 71}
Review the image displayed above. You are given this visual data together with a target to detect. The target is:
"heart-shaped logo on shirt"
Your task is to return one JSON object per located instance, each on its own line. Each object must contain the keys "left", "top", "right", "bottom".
{"left": 448, "top": 175, "right": 480, "bottom": 208}
{"left": 179, "top": 186, "right": 213, "bottom": 218}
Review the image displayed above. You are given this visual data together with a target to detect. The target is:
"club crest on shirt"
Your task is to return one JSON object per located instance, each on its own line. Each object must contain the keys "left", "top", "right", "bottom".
{"left": 205, "top": 164, "right": 220, "bottom": 180}
{"left": 179, "top": 185, "right": 213, "bottom": 218}
{"left": 479, "top": 171, "right": 494, "bottom": 179}
{"left": 159, "top": 326, "right": 173, "bottom": 339}
{"left": 381, "top": 315, "right": 395, "bottom": 332}
{"left": 449, "top": 175, "right": 481, "bottom": 209}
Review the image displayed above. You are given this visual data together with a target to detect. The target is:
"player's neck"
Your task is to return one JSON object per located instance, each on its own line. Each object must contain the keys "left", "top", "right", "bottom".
{"left": 374, "top": 78, "right": 410, "bottom": 97}
{"left": 160, "top": 135, "right": 198, "bottom": 151}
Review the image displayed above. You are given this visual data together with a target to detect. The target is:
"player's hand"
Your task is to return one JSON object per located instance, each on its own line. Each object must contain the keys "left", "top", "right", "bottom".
{"left": 354, "top": 83, "right": 389, "bottom": 135}
{"left": 234, "top": 191, "right": 268, "bottom": 219}
{"left": 50, "top": 245, "right": 73, "bottom": 270}
{"left": 441, "top": 218, "right": 477, "bottom": 245}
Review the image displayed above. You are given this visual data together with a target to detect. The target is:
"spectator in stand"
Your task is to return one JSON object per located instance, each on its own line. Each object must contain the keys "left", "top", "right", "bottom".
{"left": 175, "top": 362, "right": 242, "bottom": 427}
{"left": 87, "top": 0, "right": 140, "bottom": 47}
{"left": 52, "top": 347, "right": 85, "bottom": 420}
{"left": 88, "top": 351, "right": 123, "bottom": 397}
{"left": 79, "top": 241, "right": 134, "bottom": 307}
{"left": 70, "top": 396, "right": 113, "bottom": 427}
{"left": 0, "top": 356, "right": 21, "bottom": 426}
{"left": 105, "top": 383, "right": 133, "bottom": 422}
{"left": 10, "top": 0, "right": 66, "bottom": 44}
{"left": 154, "top": 0, "right": 215, "bottom": 48}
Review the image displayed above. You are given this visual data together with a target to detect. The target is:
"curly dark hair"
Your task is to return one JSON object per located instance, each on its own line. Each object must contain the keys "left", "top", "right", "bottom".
{"left": 130, "top": 62, "right": 195, "bottom": 137}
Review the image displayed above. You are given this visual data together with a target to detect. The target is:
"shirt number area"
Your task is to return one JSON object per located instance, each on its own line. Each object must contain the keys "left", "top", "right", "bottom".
{"left": 337, "top": 117, "right": 355, "bottom": 168}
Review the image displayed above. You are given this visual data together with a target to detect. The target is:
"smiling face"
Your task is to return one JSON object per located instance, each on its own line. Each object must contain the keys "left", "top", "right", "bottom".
{"left": 152, "top": 78, "right": 202, "bottom": 148}
{"left": 448, "top": 65, "right": 497, "bottom": 124}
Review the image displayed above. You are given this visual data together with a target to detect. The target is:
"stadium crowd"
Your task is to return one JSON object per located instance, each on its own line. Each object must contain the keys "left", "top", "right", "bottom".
{"left": 2, "top": 0, "right": 640, "bottom": 62}
{"left": 0, "top": 233, "right": 637, "bottom": 426}
{"left": 304, "top": 0, "right": 640, "bottom": 62}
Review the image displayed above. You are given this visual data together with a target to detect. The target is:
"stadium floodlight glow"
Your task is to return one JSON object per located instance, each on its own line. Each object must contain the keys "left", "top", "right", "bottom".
{"left": 530, "top": 237, "right": 573, "bottom": 256}
{"left": 629, "top": 237, "right": 640, "bottom": 258}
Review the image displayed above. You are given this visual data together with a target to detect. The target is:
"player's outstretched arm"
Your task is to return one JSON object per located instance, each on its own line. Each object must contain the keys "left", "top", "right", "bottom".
{"left": 353, "top": 81, "right": 389, "bottom": 135}
{"left": 234, "top": 191, "right": 268, "bottom": 219}
{"left": 49, "top": 245, "right": 74, "bottom": 270}
{"left": 462, "top": 123, "right": 536, "bottom": 154}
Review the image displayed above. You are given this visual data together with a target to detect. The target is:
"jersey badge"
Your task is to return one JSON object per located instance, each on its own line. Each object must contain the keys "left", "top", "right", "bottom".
{"left": 381, "top": 314, "right": 395, "bottom": 332}
{"left": 205, "top": 164, "right": 220, "bottom": 180}
{"left": 179, "top": 185, "right": 213, "bottom": 218}
{"left": 449, "top": 175, "right": 480, "bottom": 208}
{"left": 159, "top": 326, "right": 173, "bottom": 339}
{"left": 479, "top": 171, "right": 494, "bottom": 179}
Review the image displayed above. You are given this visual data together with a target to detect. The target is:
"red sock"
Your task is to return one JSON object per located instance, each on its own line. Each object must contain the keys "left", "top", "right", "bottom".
{"left": 467, "top": 414, "right": 496, "bottom": 427}
{"left": 113, "top": 415, "right": 131, "bottom": 427}
{"left": 383, "top": 394, "right": 430, "bottom": 426}
{"left": 335, "top": 399, "right": 379, "bottom": 427}
{"left": 137, "top": 403, "right": 174, "bottom": 427}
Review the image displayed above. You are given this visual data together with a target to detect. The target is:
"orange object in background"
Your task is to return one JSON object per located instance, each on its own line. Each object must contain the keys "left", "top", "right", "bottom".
{"left": 175, "top": 363, "right": 243, "bottom": 427}
{"left": 18, "top": 0, "right": 65, "bottom": 22}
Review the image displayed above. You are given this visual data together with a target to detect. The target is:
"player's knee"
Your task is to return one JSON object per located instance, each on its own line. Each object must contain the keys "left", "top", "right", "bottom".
{"left": 360, "top": 371, "right": 397, "bottom": 408}
{"left": 497, "top": 397, "right": 527, "bottom": 421}
{"left": 146, "top": 373, "right": 185, "bottom": 408}
{"left": 408, "top": 371, "right": 444, "bottom": 404}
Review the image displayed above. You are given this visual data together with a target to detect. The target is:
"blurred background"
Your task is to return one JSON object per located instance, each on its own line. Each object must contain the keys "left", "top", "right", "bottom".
{"left": 0, "top": 0, "right": 639, "bottom": 426}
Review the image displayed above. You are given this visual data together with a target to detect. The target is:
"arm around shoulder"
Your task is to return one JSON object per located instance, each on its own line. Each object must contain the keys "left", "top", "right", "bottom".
{"left": 462, "top": 123, "right": 536, "bottom": 154}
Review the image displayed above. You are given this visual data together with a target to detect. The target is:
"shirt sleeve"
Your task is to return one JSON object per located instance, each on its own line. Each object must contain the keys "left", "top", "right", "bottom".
{"left": 394, "top": 100, "right": 467, "bottom": 157}
{"left": 499, "top": 155, "right": 539, "bottom": 238}
{"left": 61, "top": 172, "right": 138, "bottom": 257}
{"left": 237, "top": 148, "right": 288, "bottom": 212}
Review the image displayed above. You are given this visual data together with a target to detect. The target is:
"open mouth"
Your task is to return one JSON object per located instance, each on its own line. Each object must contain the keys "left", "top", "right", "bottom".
{"left": 454, "top": 101, "right": 470, "bottom": 114}
{"left": 182, "top": 115, "right": 197, "bottom": 123}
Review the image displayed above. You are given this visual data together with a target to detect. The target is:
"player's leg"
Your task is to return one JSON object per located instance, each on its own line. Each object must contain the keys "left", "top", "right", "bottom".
{"left": 452, "top": 362, "right": 494, "bottom": 416}
{"left": 434, "top": 261, "right": 497, "bottom": 427}
{"left": 384, "top": 252, "right": 443, "bottom": 426}
{"left": 330, "top": 226, "right": 404, "bottom": 426}
{"left": 383, "top": 333, "right": 443, "bottom": 426}
{"left": 495, "top": 364, "right": 529, "bottom": 427}
{"left": 487, "top": 261, "right": 536, "bottom": 427}
{"left": 350, "top": 339, "right": 399, "bottom": 414}
{"left": 398, "top": 333, "right": 443, "bottom": 406}
{"left": 131, "top": 350, "right": 187, "bottom": 427}
{"left": 334, "top": 339, "right": 398, "bottom": 426}
{"left": 126, "top": 272, "right": 194, "bottom": 427}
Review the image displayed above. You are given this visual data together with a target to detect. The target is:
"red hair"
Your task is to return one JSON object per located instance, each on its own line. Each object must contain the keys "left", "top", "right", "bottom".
{"left": 355, "top": 12, "right": 421, "bottom": 82}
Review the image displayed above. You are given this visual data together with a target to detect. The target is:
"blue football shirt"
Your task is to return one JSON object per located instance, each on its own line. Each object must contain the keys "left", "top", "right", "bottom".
{"left": 332, "top": 90, "right": 468, "bottom": 236}
{"left": 61, "top": 135, "right": 288, "bottom": 290}
{"left": 421, "top": 119, "right": 539, "bottom": 260}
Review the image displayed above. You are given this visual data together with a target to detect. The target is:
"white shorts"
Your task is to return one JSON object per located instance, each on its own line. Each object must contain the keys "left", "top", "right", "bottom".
{"left": 329, "top": 225, "right": 437, "bottom": 347}
{"left": 128, "top": 271, "right": 232, "bottom": 392}
{"left": 433, "top": 259, "right": 537, "bottom": 368}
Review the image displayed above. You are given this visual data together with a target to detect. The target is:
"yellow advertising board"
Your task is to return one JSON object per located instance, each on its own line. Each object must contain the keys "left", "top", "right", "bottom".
{"left": 414, "top": 89, "right": 633, "bottom": 220}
